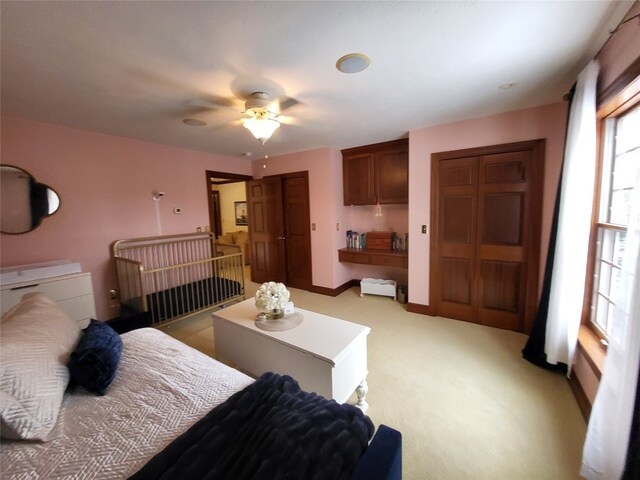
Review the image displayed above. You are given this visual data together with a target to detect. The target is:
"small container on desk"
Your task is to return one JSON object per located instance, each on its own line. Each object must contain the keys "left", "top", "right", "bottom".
{"left": 366, "top": 231, "right": 394, "bottom": 251}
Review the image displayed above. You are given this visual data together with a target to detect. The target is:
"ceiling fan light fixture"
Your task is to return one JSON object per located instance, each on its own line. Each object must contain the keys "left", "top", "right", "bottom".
{"left": 243, "top": 116, "right": 280, "bottom": 144}
{"left": 336, "top": 53, "right": 371, "bottom": 74}
{"left": 244, "top": 92, "right": 273, "bottom": 112}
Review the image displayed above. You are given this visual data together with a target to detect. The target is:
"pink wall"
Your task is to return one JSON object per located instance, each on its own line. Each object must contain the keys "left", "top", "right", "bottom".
{"left": 341, "top": 204, "right": 410, "bottom": 287}
{"left": 1, "top": 105, "right": 569, "bottom": 318}
{"left": 408, "top": 102, "right": 569, "bottom": 306}
{"left": 597, "top": 1, "right": 640, "bottom": 94}
{"left": 251, "top": 148, "right": 410, "bottom": 289}
{"left": 573, "top": 348, "right": 600, "bottom": 405}
{"left": 251, "top": 148, "right": 343, "bottom": 288}
{"left": 252, "top": 104, "right": 569, "bottom": 298}
{"left": 0, "top": 116, "right": 251, "bottom": 320}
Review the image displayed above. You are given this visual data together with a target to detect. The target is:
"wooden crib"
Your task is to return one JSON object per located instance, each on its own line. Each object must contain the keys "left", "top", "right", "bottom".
{"left": 113, "top": 232, "right": 245, "bottom": 326}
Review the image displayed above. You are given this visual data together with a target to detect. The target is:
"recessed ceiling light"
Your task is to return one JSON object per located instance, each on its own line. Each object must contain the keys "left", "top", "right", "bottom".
{"left": 498, "top": 82, "right": 517, "bottom": 90}
{"left": 336, "top": 53, "right": 371, "bottom": 74}
{"left": 182, "top": 118, "right": 207, "bottom": 126}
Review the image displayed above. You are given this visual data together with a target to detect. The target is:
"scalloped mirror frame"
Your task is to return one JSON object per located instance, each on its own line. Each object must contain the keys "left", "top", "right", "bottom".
{"left": 0, "top": 164, "right": 61, "bottom": 234}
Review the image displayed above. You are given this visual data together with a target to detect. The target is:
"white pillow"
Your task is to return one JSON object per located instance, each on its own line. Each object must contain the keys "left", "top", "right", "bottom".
{"left": 0, "top": 292, "right": 81, "bottom": 441}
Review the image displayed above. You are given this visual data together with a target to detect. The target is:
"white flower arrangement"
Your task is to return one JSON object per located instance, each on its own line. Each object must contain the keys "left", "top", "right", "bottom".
{"left": 255, "top": 281, "right": 290, "bottom": 313}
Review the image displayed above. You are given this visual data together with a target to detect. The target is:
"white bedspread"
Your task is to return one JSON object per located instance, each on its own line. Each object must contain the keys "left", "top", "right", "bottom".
{"left": 1, "top": 328, "right": 253, "bottom": 479}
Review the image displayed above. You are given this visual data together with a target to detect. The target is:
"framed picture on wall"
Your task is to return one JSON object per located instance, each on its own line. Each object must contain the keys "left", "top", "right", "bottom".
{"left": 234, "top": 201, "right": 248, "bottom": 226}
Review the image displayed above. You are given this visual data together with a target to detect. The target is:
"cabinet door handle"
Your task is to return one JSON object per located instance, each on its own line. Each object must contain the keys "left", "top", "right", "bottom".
{"left": 277, "top": 237, "right": 286, "bottom": 240}
{"left": 10, "top": 283, "right": 40, "bottom": 290}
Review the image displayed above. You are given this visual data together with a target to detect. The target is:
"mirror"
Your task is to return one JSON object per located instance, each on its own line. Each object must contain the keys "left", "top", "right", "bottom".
{"left": 1, "top": 165, "right": 60, "bottom": 234}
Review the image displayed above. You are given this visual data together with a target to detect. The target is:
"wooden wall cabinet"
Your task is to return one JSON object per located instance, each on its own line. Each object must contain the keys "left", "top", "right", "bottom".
{"left": 342, "top": 138, "right": 408, "bottom": 205}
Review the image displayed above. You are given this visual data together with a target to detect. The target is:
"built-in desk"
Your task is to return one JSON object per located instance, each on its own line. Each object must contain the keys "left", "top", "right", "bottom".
{"left": 338, "top": 248, "right": 408, "bottom": 269}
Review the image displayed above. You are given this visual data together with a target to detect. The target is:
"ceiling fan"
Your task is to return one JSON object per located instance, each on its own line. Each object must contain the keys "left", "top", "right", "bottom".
{"left": 242, "top": 92, "right": 286, "bottom": 144}
{"left": 189, "top": 89, "right": 301, "bottom": 145}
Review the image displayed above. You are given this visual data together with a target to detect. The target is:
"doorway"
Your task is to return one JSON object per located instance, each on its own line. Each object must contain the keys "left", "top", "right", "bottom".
{"left": 429, "top": 140, "right": 545, "bottom": 333}
{"left": 247, "top": 171, "right": 312, "bottom": 290}
{"left": 205, "top": 170, "right": 253, "bottom": 238}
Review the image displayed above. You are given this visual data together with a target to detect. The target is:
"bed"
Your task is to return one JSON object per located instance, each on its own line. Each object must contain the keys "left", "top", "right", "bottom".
{"left": 113, "top": 232, "right": 245, "bottom": 326}
{"left": 0, "top": 292, "right": 402, "bottom": 480}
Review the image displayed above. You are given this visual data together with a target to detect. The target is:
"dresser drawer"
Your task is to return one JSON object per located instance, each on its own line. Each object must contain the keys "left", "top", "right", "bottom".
{"left": 1, "top": 272, "right": 96, "bottom": 326}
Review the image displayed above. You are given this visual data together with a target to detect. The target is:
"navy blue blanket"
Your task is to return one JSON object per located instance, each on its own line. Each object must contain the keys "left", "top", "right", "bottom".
{"left": 130, "top": 372, "right": 375, "bottom": 480}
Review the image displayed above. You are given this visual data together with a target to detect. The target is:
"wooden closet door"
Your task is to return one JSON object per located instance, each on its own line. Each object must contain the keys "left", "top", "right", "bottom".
{"left": 435, "top": 156, "right": 478, "bottom": 323}
{"left": 476, "top": 151, "right": 531, "bottom": 331}
{"left": 430, "top": 140, "right": 544, "bottom": 333}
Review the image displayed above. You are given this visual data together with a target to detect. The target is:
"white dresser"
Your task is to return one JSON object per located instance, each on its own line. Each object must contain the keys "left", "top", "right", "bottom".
{"left": 1, "top": 272, "right": 96, "bottom": 328}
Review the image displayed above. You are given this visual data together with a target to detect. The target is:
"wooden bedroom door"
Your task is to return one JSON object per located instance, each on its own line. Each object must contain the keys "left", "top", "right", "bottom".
{"left": 247, "top": 173, "right": 312, "bottom": 290}
{"left": 281, "top": 172, "right": 312, "bottom": 290}
{"left": 247, "top": 178, "right": 287, "bottom": 284}
{"left": 430, "top": 140, "right": 544, "bottom": 333}
{"left": 210, "top": 190, "right": 222, "bottom": 237}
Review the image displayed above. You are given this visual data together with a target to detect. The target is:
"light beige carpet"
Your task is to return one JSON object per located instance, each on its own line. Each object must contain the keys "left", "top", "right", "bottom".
{"left": 161, "top": 275, "right": 587, "bottom": 480}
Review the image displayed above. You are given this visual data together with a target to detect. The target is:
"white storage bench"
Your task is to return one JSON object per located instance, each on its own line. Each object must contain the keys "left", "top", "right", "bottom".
{"left": 360, "top": 278, "right": 397, "bottom": 300}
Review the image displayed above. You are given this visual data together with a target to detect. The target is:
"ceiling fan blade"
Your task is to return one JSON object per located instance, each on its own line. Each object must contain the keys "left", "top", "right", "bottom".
{"left": 275, "top": 114, "right": 298, "bottom": 126}
{"left": 190, "top": 95, "right": 242, "bottom": 110}
{"left": 182, "top": 104, "right": 217, "bottom": 116}
{"left": 210, "top": 94, "right": 242, "bottom": 108}
{"left": 274, "top": 96, "right": 302, "bottom": 113}
{"left": 209, "top": 122, "right": 235, "bottom": 131}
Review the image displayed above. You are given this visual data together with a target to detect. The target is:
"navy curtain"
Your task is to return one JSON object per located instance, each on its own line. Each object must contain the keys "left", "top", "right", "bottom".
{"left": 622, "top": 362, "right": 640, "bottom": 480}
{"left": 521, "top": 86, "right": 575, "bottom": 372}
{"left": 521, "top": 173, "right": 566, "bottom": 372}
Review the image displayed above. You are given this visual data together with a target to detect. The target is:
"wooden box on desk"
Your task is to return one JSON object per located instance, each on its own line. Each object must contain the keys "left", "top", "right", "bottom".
{"left": 366, "top": 231, "right": 393, "bottom": 250}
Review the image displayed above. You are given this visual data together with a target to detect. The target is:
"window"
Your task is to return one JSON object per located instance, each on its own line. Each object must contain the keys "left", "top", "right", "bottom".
{"left": 589, "top": 101, "right": 640, "bottom": 339}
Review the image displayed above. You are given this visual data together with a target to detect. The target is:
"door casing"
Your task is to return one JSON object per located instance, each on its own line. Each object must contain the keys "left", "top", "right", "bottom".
{"left": 205, "top": 170, "right": 252, "bottom": 237}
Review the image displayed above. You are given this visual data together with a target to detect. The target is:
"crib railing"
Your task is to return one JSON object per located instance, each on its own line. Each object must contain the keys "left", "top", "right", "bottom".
{"left": 113, "top": 232, "right": 245, "bottom": 326}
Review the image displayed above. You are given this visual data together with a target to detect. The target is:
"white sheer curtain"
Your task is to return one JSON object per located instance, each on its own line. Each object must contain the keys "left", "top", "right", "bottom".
{"left": 581, "top": 167, "right": 640, "bottom": 480}
{"left": 545, "top": 60, "right": 599, "bottom": 370}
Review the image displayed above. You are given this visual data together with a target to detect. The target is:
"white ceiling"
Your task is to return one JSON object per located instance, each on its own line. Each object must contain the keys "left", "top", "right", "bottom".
{"left": 0, "top": 1, "right": 633, "bottom": 159}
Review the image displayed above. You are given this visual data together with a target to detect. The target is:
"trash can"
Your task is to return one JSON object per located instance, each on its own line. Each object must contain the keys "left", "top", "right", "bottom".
{"left": 397, "top": 285, "right": 408, "bottom": 304}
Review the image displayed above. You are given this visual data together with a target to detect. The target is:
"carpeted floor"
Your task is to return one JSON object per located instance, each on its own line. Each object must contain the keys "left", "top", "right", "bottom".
{"left": 161, "top": 274, "right": 587, "bottom": 480}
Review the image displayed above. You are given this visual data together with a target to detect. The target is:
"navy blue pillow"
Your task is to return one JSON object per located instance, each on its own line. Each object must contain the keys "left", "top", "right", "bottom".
{"left": 68, "top": 319, "right": 123, "bottom": 395}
